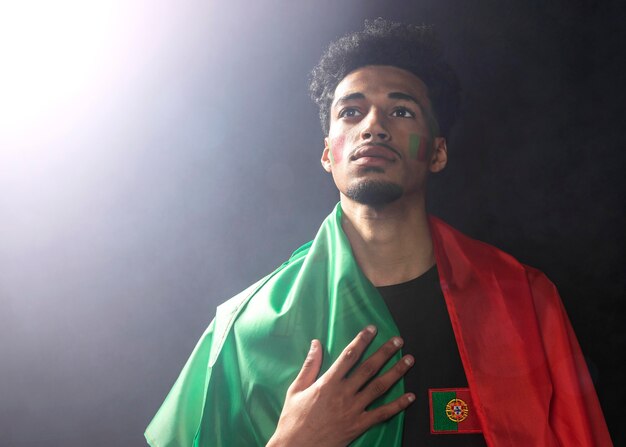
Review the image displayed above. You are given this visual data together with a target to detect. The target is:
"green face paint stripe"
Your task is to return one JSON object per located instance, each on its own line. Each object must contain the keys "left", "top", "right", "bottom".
{"left": 409, "top": 134, "right": 421, "bottom": 159}
{"left": 432, "top": 391, "right": 458, "bottom": 432}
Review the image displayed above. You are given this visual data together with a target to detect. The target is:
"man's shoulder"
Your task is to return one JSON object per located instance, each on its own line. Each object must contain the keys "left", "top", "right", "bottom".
{"left": 207, "top": 240, "right": 316, "bottom": 367}
{"left": 430, "top": 214, "right": 558, "bottom": 291}
{"left": 429, "top": 215, "right": 523, "bottom": 271}
{"left": 212, "top": 241, "right": 314, "bottom": 329}
{"left": 217, "top": 240, "right": 314, "bottom": 310}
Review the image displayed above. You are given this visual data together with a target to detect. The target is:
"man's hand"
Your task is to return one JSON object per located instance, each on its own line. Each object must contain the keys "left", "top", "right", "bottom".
{"left": 266, "top": 325, "right": 415, "bottom": 447}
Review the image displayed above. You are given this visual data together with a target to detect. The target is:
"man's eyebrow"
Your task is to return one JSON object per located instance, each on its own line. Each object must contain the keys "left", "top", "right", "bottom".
{"left": 333, "top": 92, "right": 365, "bottom": 108}
{"left": 388, "top": 92, "right": 421, "bottom": 105}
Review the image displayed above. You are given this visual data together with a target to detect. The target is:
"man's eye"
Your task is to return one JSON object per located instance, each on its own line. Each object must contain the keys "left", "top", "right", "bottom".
{"left": 339, "top": 108, "right": 362, "bottom": 118}
{"left": 391, "top": 108, "right": 415, "bottom": 118}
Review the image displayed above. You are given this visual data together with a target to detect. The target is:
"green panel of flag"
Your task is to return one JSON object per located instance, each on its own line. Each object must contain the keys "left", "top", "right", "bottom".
{"left": 432, "top": 390, "right": 458, "bottom": 431}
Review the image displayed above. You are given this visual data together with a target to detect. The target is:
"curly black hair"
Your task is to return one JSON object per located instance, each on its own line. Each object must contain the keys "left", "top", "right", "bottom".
{"left": 309, "top": 18, "right": 460, "bottom": 137}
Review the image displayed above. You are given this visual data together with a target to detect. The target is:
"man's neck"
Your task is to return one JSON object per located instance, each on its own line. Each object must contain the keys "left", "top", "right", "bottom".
{"left": 340, "top": 194, "right": 435, "bottom": 287}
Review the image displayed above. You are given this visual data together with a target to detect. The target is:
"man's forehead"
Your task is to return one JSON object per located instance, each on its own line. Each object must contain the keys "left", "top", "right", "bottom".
{"left": 332, "top": 65, "right": 432, "bottom": 109}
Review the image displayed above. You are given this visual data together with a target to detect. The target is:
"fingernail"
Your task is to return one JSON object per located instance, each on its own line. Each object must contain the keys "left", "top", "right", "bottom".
{"left": 404, "top": 356, "right": 414, "bottom": 366}
{"left": 393, "top": 337, "right": 403, "bottom": 347}
{"left": 366, "top": 325, "right": 377, "bottom": 334}
{"left": 310, "top": 339, "right": 317, "bottom": 350}
{"left": 407, "top": 394, "right": 415, "bottom": 403}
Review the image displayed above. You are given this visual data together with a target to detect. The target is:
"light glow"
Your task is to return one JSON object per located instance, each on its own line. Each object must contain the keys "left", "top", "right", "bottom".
{"left": 0, "top": 0, "right": 177, "bottom": 151}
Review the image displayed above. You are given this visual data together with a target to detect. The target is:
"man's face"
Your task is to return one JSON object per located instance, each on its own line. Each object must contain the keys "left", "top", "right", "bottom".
{"left": 321, "top": 65, "right": 447, "bottom": 207}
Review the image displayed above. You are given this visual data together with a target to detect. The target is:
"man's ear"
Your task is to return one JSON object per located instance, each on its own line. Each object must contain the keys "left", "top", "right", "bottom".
{"left": 321, "top": 137, "right": 332, "bottom": 173}
{"left": 429, "top": 137, "right": 448, "bottom": 173}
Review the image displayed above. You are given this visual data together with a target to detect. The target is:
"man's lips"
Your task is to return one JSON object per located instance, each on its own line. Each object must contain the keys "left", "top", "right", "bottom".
{"left": 350, "top": 143, "right": 401, "bottom": 161}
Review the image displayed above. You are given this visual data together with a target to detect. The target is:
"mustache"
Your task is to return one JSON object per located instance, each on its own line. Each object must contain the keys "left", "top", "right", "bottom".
{"left": 351, "top": 142, "right": 402, "bottom": 159}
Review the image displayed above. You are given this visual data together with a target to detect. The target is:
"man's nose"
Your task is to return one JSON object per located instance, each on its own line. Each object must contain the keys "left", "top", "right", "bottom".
{"left": 360, "top": 109, "right": 389, "bottom": 141}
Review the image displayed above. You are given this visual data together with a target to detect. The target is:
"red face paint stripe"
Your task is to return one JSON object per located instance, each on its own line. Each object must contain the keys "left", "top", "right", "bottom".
{"left": 418, "top": 143, "right": 427, "bottom": 162}
{"left": 330, "top": 135, "right": 345, "bottom": 164}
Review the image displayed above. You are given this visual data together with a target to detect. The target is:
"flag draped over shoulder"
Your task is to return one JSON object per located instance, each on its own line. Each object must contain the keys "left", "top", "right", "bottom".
{"left": 145, "top": 204, "right": 405, "bottom": 447}
{"left": 145, "top": 204, "right": 611, "bottom": 447}
{"left": 430, "top": 217, "right": 612, "bottom": 446}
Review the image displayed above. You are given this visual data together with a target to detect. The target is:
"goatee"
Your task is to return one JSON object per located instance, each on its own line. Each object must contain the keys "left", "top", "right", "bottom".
{"left": 345, "top": 179, "right": 403, "bottom": 207}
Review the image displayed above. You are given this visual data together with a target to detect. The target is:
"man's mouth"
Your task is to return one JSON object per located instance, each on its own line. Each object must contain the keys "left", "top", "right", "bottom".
{"left": 350, "top": 143, "right": 402, "bottom": 162}
{"left": 351, "top": 143, "right": 400, "bottom": 162}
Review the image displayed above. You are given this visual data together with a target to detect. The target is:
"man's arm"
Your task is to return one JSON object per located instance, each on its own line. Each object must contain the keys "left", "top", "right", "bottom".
{"left": 267, "top": 326, "right": 415, "bottom": 447}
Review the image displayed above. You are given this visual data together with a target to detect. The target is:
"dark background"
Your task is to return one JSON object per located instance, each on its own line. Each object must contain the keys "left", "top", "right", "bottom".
{"left": 1, "top": 0, "right": 624, "bottom": 445}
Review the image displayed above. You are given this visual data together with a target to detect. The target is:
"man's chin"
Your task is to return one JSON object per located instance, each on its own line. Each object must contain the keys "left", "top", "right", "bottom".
{"left": 345, "top": 180, "right": 403, "bottom": 207}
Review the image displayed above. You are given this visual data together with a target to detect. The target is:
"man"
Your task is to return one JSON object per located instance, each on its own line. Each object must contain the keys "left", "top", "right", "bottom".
{"left": 145, "top": 19, "right": 611, "bottom": 446}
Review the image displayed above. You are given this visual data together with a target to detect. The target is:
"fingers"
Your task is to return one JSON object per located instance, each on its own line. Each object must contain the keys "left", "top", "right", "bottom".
{"left": 347, "top": 336, "right": 405, "bottom": 392}
{"left": 357, "top": 354, "right": 414, "bottom": 406}
{"left": 324, "top": 325, "right": 377, "bottom": 381}
{"left": 282, "top": 330, "right": 415, "bottom": 444}
{"left": 290, "top": 328, "right": 413, "bottom": 406}
{"left": 289, "top": 339, "right": 323, "bottom": 393}
{"left": 360, "top": 392, "right": 416, "bottom": 430}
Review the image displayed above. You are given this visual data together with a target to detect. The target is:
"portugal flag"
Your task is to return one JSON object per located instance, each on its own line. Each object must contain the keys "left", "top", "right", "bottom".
{"left": 430, "top": 388, "right": 482, "bottom": 434}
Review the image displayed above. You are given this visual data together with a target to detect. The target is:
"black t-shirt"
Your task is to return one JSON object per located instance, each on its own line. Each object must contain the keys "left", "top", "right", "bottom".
{"left": 376, "top": 265, "right": 487, "bottom": 446}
